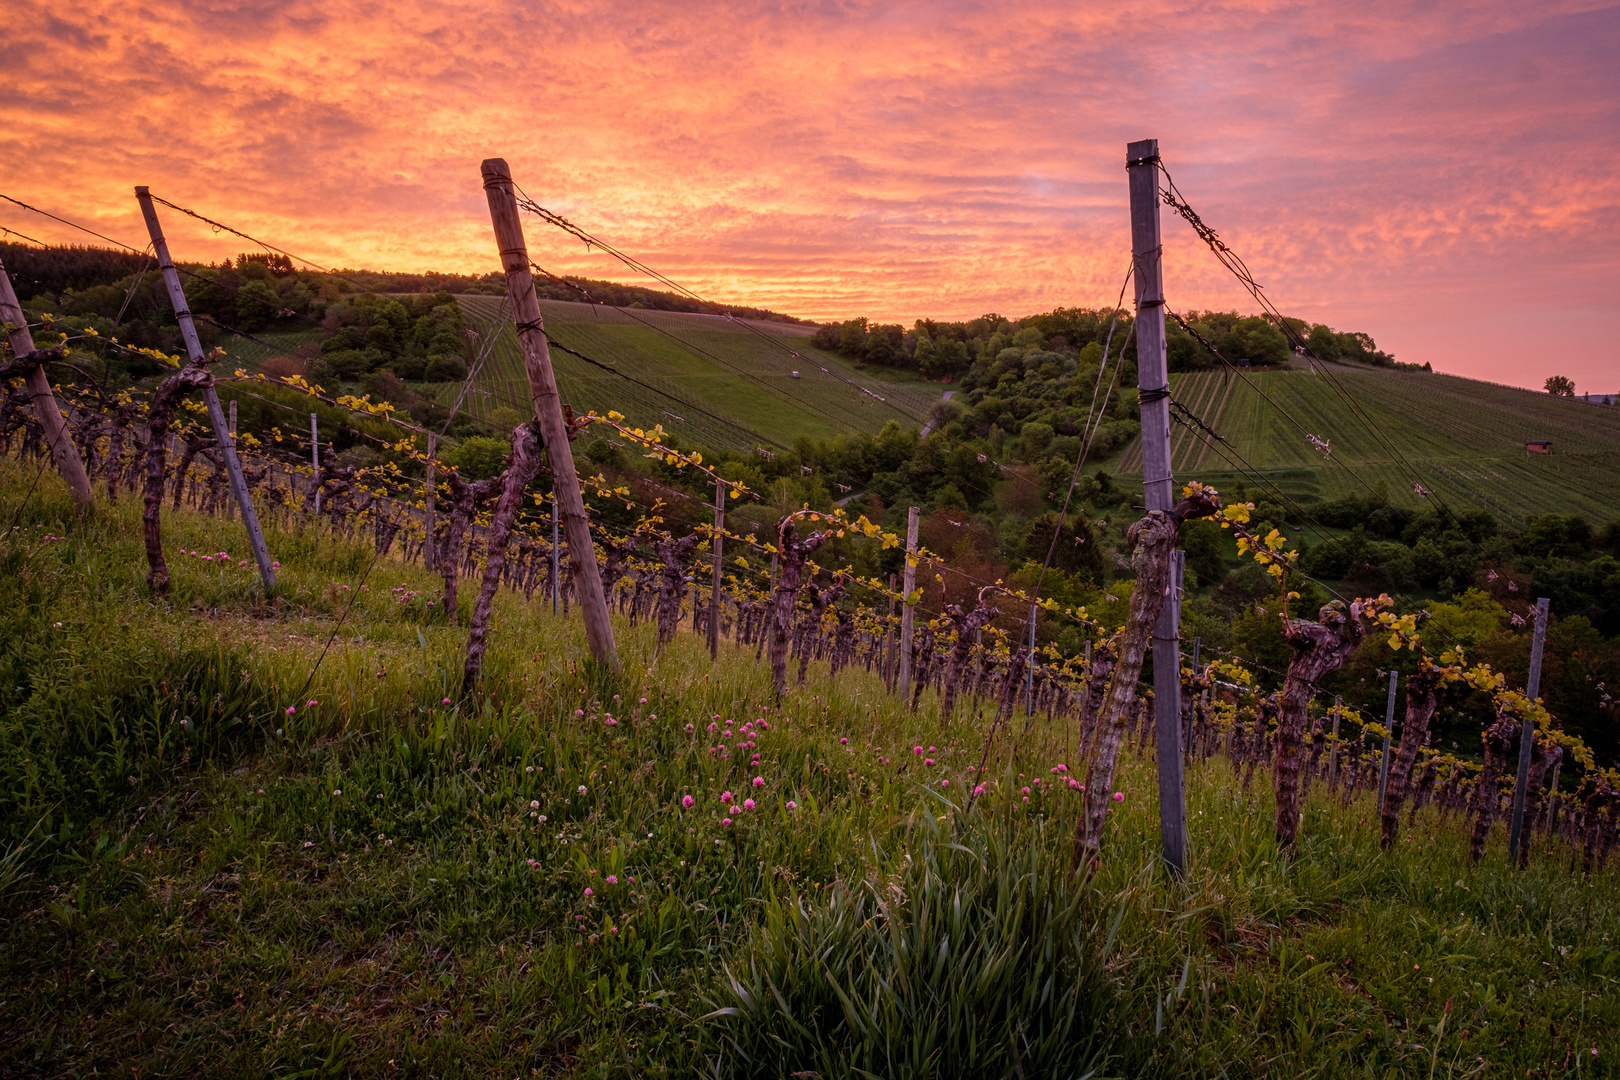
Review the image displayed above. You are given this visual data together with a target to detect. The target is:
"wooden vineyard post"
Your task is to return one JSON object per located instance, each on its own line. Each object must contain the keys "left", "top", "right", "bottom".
{"left": 423, "top": 432, "right": 438, "bottom": 569}
{"left": 1377, "top": 670, "right": 1397, "bottom": 812}
{"left": 884, "top": 573, "right": 897, "bottom": 691}
{"left": 551, "top": 488, "right": 560, "bottom": 616}
{"left": 480, "top": 158, "right": 618, "bottom": 672}
{"left": 898, "top": 505, "right": 920, "bottom": 698}
{"left": 0, "top": 253, "right": 95, "bottom": 513}
{"left": 310, "top": 413, "right": 321, "bottom": 516}
{"left": 1509, "top": 597, "right": 1550, "bottom": 865}
{"left": 226, "top": 400, "right": 238, "bottom": 519}
{"left": 1328, "top": 696, "right": 1342, "bottom": 789}
{"left": 134, "top": 187, "right": 277, "bottom": 595}
{"left": 1127, "top": 137, "right": 1188, "bottom": 874}
{"left": 709, "top": 479, "right": 724, "bottom": 660}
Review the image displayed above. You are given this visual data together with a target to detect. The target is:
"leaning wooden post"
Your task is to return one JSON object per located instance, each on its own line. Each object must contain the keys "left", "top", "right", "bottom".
{"left": 0, "top": 254, "right": 94, "bottom": 513}
{"left": 1127, "top": 137, "right": 1188, "bottom": 874}
{"left": 134, "top": 188, "right": 276, "bottom": 594}
{"left": 480, "top": 158, "right": 618, "bottom": 671}
{"left": 709, "top": 479, "right": 724, "bottom": 660}
{"left": 1508, "top": 597, "right": 1551, "bottom": 865}
{"left": 898, "top": 505, "right": 920, "bottom": 698}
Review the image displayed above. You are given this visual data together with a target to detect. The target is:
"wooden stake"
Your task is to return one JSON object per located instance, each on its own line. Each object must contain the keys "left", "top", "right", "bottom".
{"left": 134, "top": 188, "right": 276, "bottom": 594}
{"left": 480, "top": 158, "right": 618, "bottom": 672}
{"left": 1509, "top": 596, "right": 1550, "bottom": 865}
{"left": 1328, "top": 696, "right": 1342, "bottom": 790}
{"left": 310, "top": 412, "right": 321, "bottom": 516}
{"left": 0, "top": 254, "right": 95, "bottom": 513}
{"left": 1378, "top": 670, "right": 1397, "bottom": 812}
{"left": 898, "top": 506, "right": 920, "bottom": 698}
{"left": 551, "top": 487, "right": 560, "bottom": 616}
{"left": 423, "top": 431, "right": 438, "bottom": 569}
{"left": 709, "top": 479, "right": 723, "bottom": 660}
{"left": 1128, "top": 138, "right": 1188, "bottom": 874}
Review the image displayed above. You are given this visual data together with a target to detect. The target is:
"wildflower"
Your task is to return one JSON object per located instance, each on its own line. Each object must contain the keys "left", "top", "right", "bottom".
{"left": 925, "top": 758, "right": 934, "bottom": 767}
{"left": 605, "top": 717, "right": 617, "bottom": 727}
{"left": 722, "top": 817, "right": 732, "bottom": 827}
{"left": 743, "top": 798, "right": 755, "bottom": 811}
{"left": 685, "top": 723, "right": 695, "bottom": 733}
{"left": 442, "top": 697, "right": 451, "bottom": 705}
{"left": 272, "top": 561, "right": 280, "bottom": 568}
{"left": 333, "top": 789, "right": 342, "bottom": 796}
{"left": 307, "top": 699, "right": 318, "bottom": 708}
{"left": 1069, "top": 778, "right": 1080, "bottom": 789}
{"left": 639, "top": 697, "right": 647, "bottom": 703}
{"left": 1112, "top": 792, "right": 1124, "bottom": 803}
{"left": 940, "top": 779, "right": 949, "bottom": 788}
{"left": 840, "top": 737, "right": 848, "bottom": 744}
{"left": 607, "top": 875, "right": 618, "bottom": 884}
{"left": 286, "top": 705, "right": 296, "bottom": 716}
{"left": 752, "top": 776, "right": 764, "bottom": 788}
{"left": 682, "top": 795, "right": 694, "bottom": 808}
{"left": 576, "top": 709, "right": 585, "bottom": 716}
{"left": 578, "top": 785, "right": 587, "bottom": 795}
{"left": 928, "top": 746, "right": 936, "bottom": 752}
{"left": 786, "top": 801, "right": 797, "bottom": 810}
{"left": 973, "top": 784, "right": 986, "bottom": 797}
{"left": 530, "top": 800, "right": 539, "bottom": 809}
{"left": 721, "top": 791, "right": 733, "bottom": 804}
{"left": 707, "top": 721, "right": 718, "bottom": 732}
{"left": 584, "top": 887, "right": 593, "bottom": 896}
{"left": 526, "top": 765, "right": 534, "bottom": 772}
{"left": 913, "top": 746, "right": 923, "bottom": 755}
{"left": 526, "top": 858, "right": 538, "bottom": 867}
{"left": 1021, "top": 786, "right": 1030, "bottom": 796}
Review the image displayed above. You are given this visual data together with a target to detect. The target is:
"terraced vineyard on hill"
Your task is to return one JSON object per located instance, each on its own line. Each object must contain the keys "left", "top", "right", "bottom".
{"left": 1114, "top": 365, "right": 1620, "bottom": 525}
{"left": 451, "top": 297, "right": 941, "bottom": 452}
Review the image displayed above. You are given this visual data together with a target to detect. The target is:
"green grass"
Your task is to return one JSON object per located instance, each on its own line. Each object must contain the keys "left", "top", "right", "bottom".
{"left": 1115, "top": 366, "right": 1620, "bottom": 526}
{"left": 2, "top": 460, "right": 1618, "bottom": 1077}
{"left": 455, "top": 297, "right": 944, "bottom": 452}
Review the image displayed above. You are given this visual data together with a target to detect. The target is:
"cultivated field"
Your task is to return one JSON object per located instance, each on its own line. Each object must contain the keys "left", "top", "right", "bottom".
{"left": 1115, "top": 365, "right": 1620, "bottom": 525}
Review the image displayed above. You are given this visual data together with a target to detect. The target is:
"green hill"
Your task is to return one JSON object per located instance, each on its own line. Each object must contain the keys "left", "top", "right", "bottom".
{"left": 1114, "top": 364, "right": 1620, "bottom": 526}
{"left": 450, "top": 298, "right": 944, "bottom": 453}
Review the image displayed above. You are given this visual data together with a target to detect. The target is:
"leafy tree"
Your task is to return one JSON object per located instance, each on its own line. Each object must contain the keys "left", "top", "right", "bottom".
{"left": 1545, "top": 375, "right": 1576, "bottom": 397}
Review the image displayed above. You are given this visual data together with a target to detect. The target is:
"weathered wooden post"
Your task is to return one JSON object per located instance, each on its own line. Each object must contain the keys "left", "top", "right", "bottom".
{"left": 134, "top": 188, "right": 277, "bottom": 594}
{"left": 423, "top": 431, "right": 438, "bottom": 569}
{"left": 1508, "top": 597, "right": 1550, "bottom": 865}
{"left": 1127, "top": 137, "right": 1189, "bottom": 874}
{"left": 1377, "top": 670, "right": 1397, "bottom": 812}
{"left": 550, "top": 488, "right": 560, "bottom": 616}
{"left": 310, "top": 413, "right": 321, "bottom": 516}
{"left": 898, "top": 505, "right": 920, "bottom": 698}
{"left": 884, "top": 573, "right": 897, "bottom": 691}
{"left": 0, "top": 253, "right": 95, "bottom": 513}
{"left": 1328, "top": 695, "right": 1342, "bottom": 789}
{"left": 709, "top": 479, "right": 724, "bottom": 660}
{"left": 480, "top": 158, "right": 618, "bottom": 671}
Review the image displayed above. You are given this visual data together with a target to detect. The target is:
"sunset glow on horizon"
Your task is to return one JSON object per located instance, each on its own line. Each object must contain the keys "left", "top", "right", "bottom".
{"left": 4, "top": 0, "right": 1617, "bottom": 390}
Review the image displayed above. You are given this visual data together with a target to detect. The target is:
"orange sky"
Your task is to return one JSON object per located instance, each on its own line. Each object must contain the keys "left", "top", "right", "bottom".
{"left": 4, "top": 0, "right": 1618, "bottom": 390}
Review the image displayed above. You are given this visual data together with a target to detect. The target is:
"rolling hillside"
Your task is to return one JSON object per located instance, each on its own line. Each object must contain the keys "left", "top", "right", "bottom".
{"left": 1113, "top": 364, "right": 1620, "bottom": 525}
{"left": 451, "top": 298, "right": 942, "bottom": 452}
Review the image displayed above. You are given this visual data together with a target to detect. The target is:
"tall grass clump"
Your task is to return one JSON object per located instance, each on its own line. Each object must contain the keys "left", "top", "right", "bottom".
{"left": 703, "top": 805, "right": 1119, "bottom": 1080}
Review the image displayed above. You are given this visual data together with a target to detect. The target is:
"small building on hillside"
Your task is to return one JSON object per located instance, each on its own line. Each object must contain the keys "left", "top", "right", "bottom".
{"left": 1526, "top": 440, "right": 1552, "bottom": 454}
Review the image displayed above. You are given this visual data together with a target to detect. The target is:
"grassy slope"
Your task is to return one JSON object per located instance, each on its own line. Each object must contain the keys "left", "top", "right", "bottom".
{"left": 2, "top": 462, "right": 1617, "bottom": 1078}
{"left": 454, "top": 298, "right": 944, "bottom": 452}
{"left": 1116, "top": 365, "right": 1620, "bottom": 526}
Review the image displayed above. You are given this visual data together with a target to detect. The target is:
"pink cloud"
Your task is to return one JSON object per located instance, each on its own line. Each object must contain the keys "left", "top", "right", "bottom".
{"left": 2, "top": 0, "right": 1615, "bottom": 389}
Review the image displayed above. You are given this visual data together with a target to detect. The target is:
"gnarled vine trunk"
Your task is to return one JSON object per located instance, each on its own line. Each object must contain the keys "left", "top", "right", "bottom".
{"left": 1274, "top": 598, "right": 1374, "bottom": 849}
{"left": 1379, "top": 662, "right": 1443, "bottom": 849}
{"left": 768, "top": 517, "right": 829, "bottom": 699}
{"left": 938, "top": 601, "right": 999, "bottom": 724}
{"left": 461, "top": 423, "right": 545, "bottom": 695}
{"left": 140, "top": 361, "right": 213, "bottom": 592}
{"left": 1075, "top": 509, "right": 1180, "bottom": 869}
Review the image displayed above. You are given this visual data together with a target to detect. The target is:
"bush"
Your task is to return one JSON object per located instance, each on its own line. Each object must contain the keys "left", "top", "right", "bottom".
{"left": 444, "top": 435, "right": 511, "bottom": 480}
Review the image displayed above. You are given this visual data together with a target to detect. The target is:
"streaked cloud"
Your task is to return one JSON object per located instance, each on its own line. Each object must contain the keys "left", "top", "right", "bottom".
{"left": 2, "top": 0, "right": 1616, "bottom": 389}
